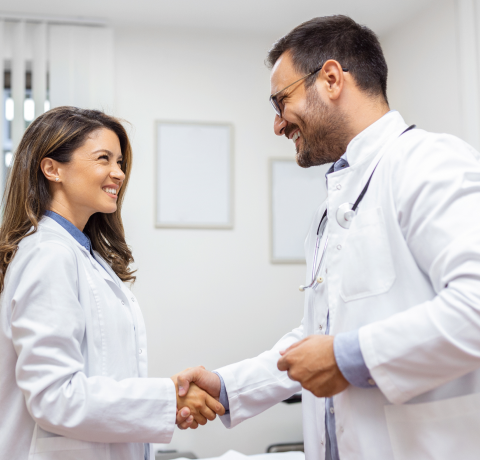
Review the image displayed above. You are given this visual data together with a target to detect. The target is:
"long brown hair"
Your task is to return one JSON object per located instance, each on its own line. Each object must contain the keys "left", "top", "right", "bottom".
{"left": 0, "top": 106, "right": 136, "bottom": 292}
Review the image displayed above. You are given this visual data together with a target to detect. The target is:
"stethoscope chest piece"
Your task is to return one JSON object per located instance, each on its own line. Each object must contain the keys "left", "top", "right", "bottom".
{"left": 336, "top": 202, "right": 356, "bottom": 229}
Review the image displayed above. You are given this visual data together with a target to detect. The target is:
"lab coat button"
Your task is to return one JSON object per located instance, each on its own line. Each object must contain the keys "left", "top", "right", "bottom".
{"left": 121, "top": 301, "right": 125, "bottom": 305}
{"left": 337, "top": 245, "right": 342, "bottom": 250}
{"left": 368, "top": 378, "right": 376, "bottom": 386}
{"left": 131, "top": 297, "right": 135, "bottom": 302}
{"left": 336, "top": 184, "right": 342, "bottom": 190}
{"left": 139, "top": 349, "right": 143, "bottom": 354}
{"left": 340, "top": 426, "right": 344, "bottom": 433}
{"left": 319, "top": 325, "right": 323, "bottom": 330}
{"left": 329, "top": 407, "right": 335, "bottom": 414}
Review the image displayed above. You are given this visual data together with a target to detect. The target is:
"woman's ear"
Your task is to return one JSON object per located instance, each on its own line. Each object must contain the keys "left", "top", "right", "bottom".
{"left": 40, "top": 158, "right": 61, "bottom": 183}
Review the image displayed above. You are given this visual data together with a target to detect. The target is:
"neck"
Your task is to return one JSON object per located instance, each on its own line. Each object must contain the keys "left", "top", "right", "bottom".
{"left": 49, "top": 200, "right": 91, "bottom": 231}
{"left": 344, "top": 97, "right": 390, "bottom": 146}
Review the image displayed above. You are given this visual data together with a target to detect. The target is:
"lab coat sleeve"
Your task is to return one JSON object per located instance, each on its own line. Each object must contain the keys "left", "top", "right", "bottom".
{"left": 215, "top": 324, "right": 303, "bottom": 428}
{"left": 11, "top": 241, "right": 176, "bottom": 443}
{"left": 359, "top": 133, "right": 480, "bottom": 404}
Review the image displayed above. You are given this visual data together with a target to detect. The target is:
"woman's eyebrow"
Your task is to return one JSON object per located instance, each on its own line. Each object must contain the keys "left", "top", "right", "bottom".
{"left": 92, "top": 149, "right": 123, "bottom": 161}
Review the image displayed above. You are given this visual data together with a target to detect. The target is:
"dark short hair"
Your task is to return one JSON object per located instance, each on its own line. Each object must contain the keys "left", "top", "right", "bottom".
{"left": 266, "top": 15, "right": 388, "bottom": 102}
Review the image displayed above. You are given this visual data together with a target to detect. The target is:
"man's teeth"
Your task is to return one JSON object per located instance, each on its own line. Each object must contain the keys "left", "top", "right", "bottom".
{"left": 292, "top": 131, "right": 301, "bottom": 142}
{"left": 103, "top": 187, "right": 117, "bottom": 195}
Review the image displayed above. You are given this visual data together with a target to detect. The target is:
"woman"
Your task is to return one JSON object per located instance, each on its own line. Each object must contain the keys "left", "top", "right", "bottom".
{"left": 0, "top": 107, "right": 224, "bottom": 460}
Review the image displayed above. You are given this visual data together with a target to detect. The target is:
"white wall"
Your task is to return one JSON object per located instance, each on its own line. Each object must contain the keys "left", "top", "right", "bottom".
{"left": 115, "top": 27, "right": 309, "bottom": 457}
{"left": 381, "top": 0, "right": 463, "bottom": 138}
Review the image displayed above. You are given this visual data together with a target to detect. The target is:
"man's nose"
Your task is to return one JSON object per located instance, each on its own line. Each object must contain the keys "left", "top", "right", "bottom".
{"left": 274, "top": 115, "right": 287, "bottom": 136}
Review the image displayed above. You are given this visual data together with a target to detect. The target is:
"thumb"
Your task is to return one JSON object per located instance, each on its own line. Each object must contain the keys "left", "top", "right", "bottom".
{"left": 177, "top": 368, "right": 198, "bottom": 397}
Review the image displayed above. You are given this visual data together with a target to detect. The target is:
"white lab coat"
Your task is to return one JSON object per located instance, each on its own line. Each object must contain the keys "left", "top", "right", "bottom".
{"left": 217, "top": 110, "right": 480, "bottom": 460}
{"left": 0, "top": 217, "right": 176, "bottom": 460}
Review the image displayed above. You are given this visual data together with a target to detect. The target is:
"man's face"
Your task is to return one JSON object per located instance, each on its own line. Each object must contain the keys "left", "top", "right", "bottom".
{"left": 270, "top": 52, "right": 349, "bottom": 167}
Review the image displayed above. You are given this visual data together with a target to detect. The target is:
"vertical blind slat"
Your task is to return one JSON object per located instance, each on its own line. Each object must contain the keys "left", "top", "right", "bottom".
{"left": 0, "top": 20, "right": 4, "bottom": 193}
{"left": 33, "top": 22, "right": 47, "bottom": 119}
{"left": 11, "top": 20, "right": 26, "bottom": 152}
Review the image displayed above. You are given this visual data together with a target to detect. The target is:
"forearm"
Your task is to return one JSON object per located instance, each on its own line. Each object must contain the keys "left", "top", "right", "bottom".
{"left": 360, "top": 280, "right": 480, "bottom": 404}
{"left": 23, "top": 373, "right": 177, "bottom": 443}
{"left": 215, "top": 325, "right": 303, "bottom": 428}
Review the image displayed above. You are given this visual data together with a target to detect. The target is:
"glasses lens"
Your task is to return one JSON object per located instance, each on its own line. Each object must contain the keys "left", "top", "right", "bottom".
{"left": 269, "top": 96, "right": 281, "bottom": 117}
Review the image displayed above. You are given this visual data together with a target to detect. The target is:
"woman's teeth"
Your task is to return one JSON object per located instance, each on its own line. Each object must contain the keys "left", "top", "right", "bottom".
{"left": 292, "top": 131, "right": 301, "bottom": 143}
{"left": 103, "top": 187, "right": 117, "bottom": 195}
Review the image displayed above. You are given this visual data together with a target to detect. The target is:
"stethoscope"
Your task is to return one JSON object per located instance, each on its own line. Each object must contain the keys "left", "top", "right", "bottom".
{"left": 299, "top": 125, "right": 416, "bottom": 292}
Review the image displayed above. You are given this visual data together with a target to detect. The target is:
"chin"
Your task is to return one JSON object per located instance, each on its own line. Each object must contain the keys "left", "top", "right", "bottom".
{"left": 96, "top": 204, "right": 118, "bottom": 214}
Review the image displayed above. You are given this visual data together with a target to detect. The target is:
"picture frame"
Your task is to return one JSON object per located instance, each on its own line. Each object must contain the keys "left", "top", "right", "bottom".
{"left": 155, "top": 121, "right": 234, "bottom": 229}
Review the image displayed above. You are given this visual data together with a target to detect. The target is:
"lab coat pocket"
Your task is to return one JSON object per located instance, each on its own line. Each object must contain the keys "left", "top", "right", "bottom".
{"left": 340, "top": 207, "right": 395, "bottom": 302}
{"left": 29, "top": 424, "right": 109, "bottom": 460}
{"left": 384, "top": 393, "right": 480, "bottom": 460}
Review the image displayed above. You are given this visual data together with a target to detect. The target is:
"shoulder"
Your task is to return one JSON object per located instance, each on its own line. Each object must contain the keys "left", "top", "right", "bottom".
{"left": 387, "top": 129, "right": 480, "bottom": 173}
{"left": 13, "top": 225, "right": 79, "bottom": 273}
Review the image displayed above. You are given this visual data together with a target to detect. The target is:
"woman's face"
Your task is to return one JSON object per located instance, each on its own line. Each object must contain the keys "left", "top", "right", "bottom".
{"left": 45, "top": 128, "right": 126, "bottom": 228}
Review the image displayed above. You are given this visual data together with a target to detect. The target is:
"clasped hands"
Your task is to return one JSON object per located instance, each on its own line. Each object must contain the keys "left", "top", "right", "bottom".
{"left": 173, "top": 335, "right": 349, "bottom": 429}
{"left": 172, "top": 367, "right": 225, "bottom": 429}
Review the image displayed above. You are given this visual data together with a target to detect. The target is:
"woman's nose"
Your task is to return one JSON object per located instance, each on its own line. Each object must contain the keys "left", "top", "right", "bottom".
{"left": 274, "top": 115, "right": 287, "bottom": 136}
{"left": 111, "top": 165, "right": 126, "bottom": 182}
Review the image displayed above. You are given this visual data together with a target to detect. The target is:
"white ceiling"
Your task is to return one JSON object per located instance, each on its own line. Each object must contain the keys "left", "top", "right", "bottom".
{"left": 0, "top": 0, "right": 436, "bottom": 37}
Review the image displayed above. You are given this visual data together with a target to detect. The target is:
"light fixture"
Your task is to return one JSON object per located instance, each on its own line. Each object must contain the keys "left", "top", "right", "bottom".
{"left": 5, "top": 98, "right": 13, "bottom": 121}
{"left": 5, "top": 152, "right": 13, "bottom": 168}
{"left": 24, "top": 98, "right": 35, "bottom": 122}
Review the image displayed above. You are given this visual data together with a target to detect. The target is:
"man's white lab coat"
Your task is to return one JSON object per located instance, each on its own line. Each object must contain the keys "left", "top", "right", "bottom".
{"left": 0, "top": 217, "right": 176, "bottom": 460}
{"left": 217, "top": 111, "right": 480, "bottom": 460}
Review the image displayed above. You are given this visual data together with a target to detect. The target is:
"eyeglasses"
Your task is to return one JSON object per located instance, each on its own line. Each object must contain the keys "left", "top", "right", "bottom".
{"left": 269, "top": 63, "right": 349, "bottom": 118}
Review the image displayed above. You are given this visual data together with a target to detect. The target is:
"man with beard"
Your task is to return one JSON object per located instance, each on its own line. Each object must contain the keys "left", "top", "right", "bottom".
{"left": 176, "top": 15, "right": 480, "bottom": 460}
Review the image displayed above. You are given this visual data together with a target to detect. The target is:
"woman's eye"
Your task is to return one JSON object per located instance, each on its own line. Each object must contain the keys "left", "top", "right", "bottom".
{"left": 99, "top": 155, "right": 109, "bottom": 161}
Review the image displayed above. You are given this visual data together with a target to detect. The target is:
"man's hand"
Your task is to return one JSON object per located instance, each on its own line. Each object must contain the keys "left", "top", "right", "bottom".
{"left": 171, "top": 372, "right": 225, "bottom": 430}
{"left": 277, "top": 335, "right": 349, "bottom": 398}
{"left": 176, "top": 366, "right": 221, "bottom": 399}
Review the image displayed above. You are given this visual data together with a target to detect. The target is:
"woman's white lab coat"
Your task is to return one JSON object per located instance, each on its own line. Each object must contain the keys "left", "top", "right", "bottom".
{"left": 217, "top": 111, "right": 480, "bottom": 460}
{"left": 0, "top": 217, "right": 176, "bottom": 460}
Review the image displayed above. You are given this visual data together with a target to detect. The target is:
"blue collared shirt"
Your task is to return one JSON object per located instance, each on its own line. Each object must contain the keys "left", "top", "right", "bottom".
{"left": 44, "top": 211, "right": 93, "bottom": 252}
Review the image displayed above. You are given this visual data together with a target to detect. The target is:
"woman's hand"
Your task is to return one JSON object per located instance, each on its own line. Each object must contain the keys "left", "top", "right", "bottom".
{"left": 171, "top": 374, "right": 225, "bottom": 429}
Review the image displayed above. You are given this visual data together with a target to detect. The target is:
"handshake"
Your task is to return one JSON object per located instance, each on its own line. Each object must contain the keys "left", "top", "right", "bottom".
{"left": 171, "top": 366, "right": 224, "bottom": 429}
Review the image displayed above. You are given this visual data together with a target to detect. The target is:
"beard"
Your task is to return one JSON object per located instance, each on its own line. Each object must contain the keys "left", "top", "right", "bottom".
{"left": 288, "top": 88, "right": 350, "bottom": 168}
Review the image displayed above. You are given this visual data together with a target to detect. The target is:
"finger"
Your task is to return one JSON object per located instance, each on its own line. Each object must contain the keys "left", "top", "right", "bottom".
{"left": 190, "top": 420, "right": 199, "bottom": 429}
{"left": 205, "top": 393, "right": 225, "bottom": 416}
{"left": 176, "top": 406, "right": 191, "bottom": 424}
{"left": 193, "top": 412, "right": 208, "bottom": 426}
{"left": 178, "top": 415, "right": 194, "bottom": 430}
{"left": 200, "top": 405, "right": 217, "bottom": 422}
{"left": 277, "top": 355, "right": 290, "bottom": 372}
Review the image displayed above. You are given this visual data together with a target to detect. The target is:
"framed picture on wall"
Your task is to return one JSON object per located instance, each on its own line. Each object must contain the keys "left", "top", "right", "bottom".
{"left": 155, "top": 121, "right": 234, "bottom": 229}
{"left": 270, "top": 158, "right": 329, "bottom": 263}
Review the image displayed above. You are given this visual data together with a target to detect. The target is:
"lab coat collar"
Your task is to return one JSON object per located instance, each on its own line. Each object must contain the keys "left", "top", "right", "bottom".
{"left": 343, "top": 110, "right": 408, "bottom": 169}
{"left": 39, "top": 217, "right": 122, "bottom": 287}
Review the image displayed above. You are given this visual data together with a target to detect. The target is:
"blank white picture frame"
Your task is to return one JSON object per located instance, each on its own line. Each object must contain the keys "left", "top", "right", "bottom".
{"left": 155, "top": 121, "right": 233, "bottom": 229}
{"left": 270, "top": 158, "right": 330, "bottom": 263}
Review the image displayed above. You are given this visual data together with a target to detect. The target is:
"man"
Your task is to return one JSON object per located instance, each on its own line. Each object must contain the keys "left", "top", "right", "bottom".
{"left": 177, "top": 15, "right": 480, "bottom": 459}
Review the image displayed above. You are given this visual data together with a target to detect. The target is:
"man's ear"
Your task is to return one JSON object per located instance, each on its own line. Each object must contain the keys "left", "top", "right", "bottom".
{"left": 40, "top": 157, "right": 61, "bottom": 183}
{"left": 320, "top": 59, "right": 346, "bottom": 101}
